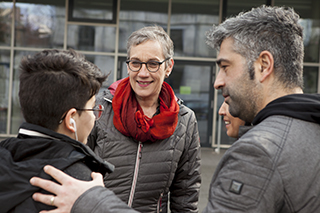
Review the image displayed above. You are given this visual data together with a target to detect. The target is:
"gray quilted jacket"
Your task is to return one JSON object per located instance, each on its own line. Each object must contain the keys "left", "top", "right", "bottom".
{"left": 88, "top": 88, "right": 201, "bottom": 213}
{"left": 204, "top": 94, "right": 320, "bottom": 213}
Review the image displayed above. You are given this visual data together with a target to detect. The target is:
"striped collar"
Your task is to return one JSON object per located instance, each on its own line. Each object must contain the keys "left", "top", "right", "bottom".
{"left": 18, "top": 128, "right": 56, "bottom": 140}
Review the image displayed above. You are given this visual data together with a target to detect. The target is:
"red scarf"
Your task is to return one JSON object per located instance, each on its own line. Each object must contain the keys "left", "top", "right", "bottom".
{"left": 112, "top": 77, "right": 179, "bottom": 142}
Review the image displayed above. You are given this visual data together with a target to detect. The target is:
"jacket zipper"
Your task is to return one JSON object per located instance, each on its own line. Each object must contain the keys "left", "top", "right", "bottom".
{"left": 157, "top": 192, "right": 164, "bottom": 213}
{"left": 128, "top": 142, "right": 143, "bottom": 207}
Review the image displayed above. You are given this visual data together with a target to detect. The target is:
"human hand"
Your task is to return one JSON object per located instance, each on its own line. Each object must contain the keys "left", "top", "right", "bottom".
{"left": 30, "top": 165, "right": 104, "bottom": 213}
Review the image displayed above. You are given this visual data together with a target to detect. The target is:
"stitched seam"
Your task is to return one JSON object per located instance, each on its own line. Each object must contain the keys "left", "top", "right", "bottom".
{"left": 255, "top": 117, "right": 292, "bottom": 206}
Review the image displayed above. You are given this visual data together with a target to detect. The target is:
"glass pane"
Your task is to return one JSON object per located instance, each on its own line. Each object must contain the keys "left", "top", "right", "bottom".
{"left": 165, "top": 61, "right": 214, "bottom": 147}
{"left": 84, "top": 54, "right": 115, "bottom": 93}
{"left": 274, "top": 0, "right": 320, "bottom": 63}
{"left": 67, "top": 25, "right": 116, "bottom": 52}
{"left": 303, "top": 66, "right": 318, "bottom": 93}
{"left": 15, "top": 0, "right": 65, "bottom": 48}
{"left": 171, "top": 0, "right": 219, "bottom": 57}
{"left": 118, "top": 0, "right": 169, "bottom": 53}
{"left": 118, "top": 57, "right": 127, "bottom": 80}
{"left": 0, "top": 1, "right": 13, "bottom": 46}
{"left": 11, "top": 50, "right": 33, "bottom": 134}
{"left": 70, "top": 0, "right": 114, "bottom": 22}
{"left": 0, "top": 50, "right": 10, "bottom": 134}
{"left": 224, "top": 0, "right": 268, "bottom": 18}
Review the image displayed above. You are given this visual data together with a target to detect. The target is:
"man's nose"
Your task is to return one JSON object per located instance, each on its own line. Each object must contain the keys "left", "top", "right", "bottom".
{"left": 214, "top": 70, "right": 225, "bottom": 90}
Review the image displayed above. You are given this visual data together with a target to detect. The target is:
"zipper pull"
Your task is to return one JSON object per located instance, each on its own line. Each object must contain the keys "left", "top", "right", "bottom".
{"left": 139, "top": 143, "right": 143, "bottom": 159}
{"left": 157, "top": 192, "right": 164, "bottom": 213}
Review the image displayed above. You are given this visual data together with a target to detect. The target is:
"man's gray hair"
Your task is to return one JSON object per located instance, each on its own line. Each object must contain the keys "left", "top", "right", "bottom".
{"left": 206, "top": 5, "right": 304, "bottom": 89}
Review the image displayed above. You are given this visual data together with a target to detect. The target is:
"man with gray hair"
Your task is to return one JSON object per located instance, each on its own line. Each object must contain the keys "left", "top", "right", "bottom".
{"left": 29, "top": 5, "right": 320, "bottom": 213}
{"left": 204, "top": 5, "right": 320, "bottom": 212}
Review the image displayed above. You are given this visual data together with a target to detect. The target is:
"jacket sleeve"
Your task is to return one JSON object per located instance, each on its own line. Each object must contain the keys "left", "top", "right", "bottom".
{"left": 169, "top": 110, "right": 201, "bottom": 212}
{"left": 71, "top": 186, "right": 139, "bottom": 213}
{"left": 203, "top": 139, "right": 283, "bottom": 213}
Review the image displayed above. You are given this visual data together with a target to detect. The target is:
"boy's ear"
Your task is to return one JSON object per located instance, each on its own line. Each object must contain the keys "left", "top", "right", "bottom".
{"left": 64, "top": 108, "right": 77, "bottom": 133}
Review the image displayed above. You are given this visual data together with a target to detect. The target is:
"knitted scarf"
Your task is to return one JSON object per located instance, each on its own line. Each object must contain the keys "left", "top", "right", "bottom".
{"left": 112, "top": 77, "right": 179, "bottom": 142}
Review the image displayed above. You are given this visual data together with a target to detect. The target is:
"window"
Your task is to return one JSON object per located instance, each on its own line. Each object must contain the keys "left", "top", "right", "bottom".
{"left": 68, "top": 0, "right": 117, "bottom": 24}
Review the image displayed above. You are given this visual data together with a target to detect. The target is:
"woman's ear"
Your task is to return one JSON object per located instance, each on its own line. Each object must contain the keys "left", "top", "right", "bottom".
{"left": 257, "top": 51, "right": 274, "bottom": 83}
{"left": 165, "top": 58, "right": 174, "bottom": 78}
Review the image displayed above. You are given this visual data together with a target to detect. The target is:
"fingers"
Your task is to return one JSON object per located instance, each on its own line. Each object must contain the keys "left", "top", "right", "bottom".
{"left": 32, "top": 193, "right": 55, "bottom": 207}
{"left": 30, "top": 165, "right": 96, "bottom": 213}
{"left": 91, "top": 172, "right": 104, "bottom": 186}
{"left": 30, "top": 176, "right": 60, "bottom": 195}
{"left": 39, "top": 209, "right": 60, "bottom": 213}
{"left": 32, "top": 193, "right": 63, "bottom": 213}
{"left": 43, "top": 165, "right": 75, "bottom": 185}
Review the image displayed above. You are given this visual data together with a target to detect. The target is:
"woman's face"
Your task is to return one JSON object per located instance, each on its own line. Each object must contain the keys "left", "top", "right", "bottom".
{"left": 128, "top": 40, "right": 173, "bottom": 102}
{"left": 219, "top": 101, "right": 245, "bottom": 138}
{"left": 76, "top": 96, "right": 96, "bottom": 144}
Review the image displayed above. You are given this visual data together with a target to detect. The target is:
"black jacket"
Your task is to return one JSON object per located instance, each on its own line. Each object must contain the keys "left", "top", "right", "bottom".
{"left": 0, "top": 122, "right": 114, "bottom": 213}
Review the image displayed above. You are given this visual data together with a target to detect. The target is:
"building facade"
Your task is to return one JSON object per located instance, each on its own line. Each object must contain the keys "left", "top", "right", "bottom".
{"left": 0, "top": 0, "right": 319, "bottom": 148}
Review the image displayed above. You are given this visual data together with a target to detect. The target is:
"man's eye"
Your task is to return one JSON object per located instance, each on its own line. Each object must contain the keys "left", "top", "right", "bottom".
{"left": 220, "top": 65, "right": 228, "bottom": 70}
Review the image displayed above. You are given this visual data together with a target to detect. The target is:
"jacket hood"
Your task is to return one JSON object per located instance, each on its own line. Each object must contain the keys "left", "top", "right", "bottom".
{"left": 252, "top": 94, "right": 320, "bottom": 125}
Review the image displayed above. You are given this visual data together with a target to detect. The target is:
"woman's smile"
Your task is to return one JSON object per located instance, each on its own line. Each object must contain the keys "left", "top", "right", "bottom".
{"left": 137, "top": 80, "right": 152, "bottom": 87}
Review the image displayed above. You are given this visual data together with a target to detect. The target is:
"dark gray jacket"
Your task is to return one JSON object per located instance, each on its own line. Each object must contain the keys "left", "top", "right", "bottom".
{"left": 88, "top": 88, "right": 201, "bottom": 213}
{"left": 204, "top": 94, "right": 320, "bottom": 212}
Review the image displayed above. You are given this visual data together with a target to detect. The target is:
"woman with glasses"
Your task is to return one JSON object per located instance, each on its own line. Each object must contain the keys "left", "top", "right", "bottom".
{"left": 0, "top": 49, "right": 114, "bottom": 212}
{"left": 87, "top": 25, "right": 201, "bottom": 213}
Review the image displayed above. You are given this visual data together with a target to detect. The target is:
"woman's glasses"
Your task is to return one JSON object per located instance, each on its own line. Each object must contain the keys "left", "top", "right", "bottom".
{"left": 126, "top": 57, "right": 170, "bottom": 73}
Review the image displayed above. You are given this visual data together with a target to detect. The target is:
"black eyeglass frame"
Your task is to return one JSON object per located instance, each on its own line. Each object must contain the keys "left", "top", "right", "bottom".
{"left": 126, "top": 57, "right": 170, "bottom": 73}
{"left": 58, "top": 104, "right": 105, "bottom": 124}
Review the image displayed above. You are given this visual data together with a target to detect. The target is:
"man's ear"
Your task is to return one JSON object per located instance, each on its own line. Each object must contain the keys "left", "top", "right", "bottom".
{"left": 257, "top": 50, "right": 274, "bottom": 83}
{"left": 64, "top": 109, "right": 77, "bottom": 133}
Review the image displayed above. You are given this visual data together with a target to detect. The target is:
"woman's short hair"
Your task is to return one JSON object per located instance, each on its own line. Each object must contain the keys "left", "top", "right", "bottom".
{"left": 126, "top": 25, "right": 174, "bottom": 67}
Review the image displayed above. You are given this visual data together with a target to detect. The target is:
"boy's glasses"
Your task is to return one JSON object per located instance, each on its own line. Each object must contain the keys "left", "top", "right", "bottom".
{"left": 75, "top": 104, "right": 104, "bottom": 120}
{"left": 59, "top": 104, "right": 104, "bottom": 124}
